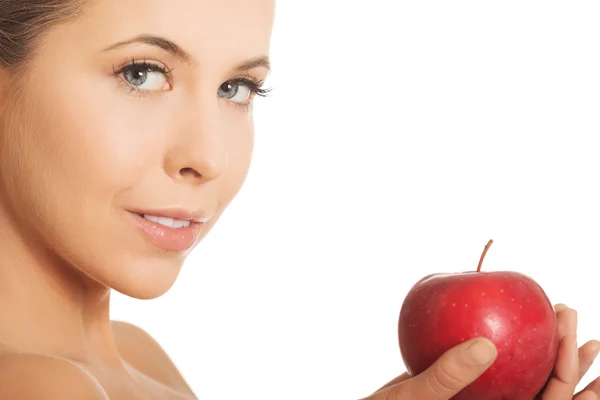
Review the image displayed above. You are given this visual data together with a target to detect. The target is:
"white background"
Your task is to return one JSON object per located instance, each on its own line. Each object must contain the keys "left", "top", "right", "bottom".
{"left": 111, "top": 1, "right": 600, "bottom": 399}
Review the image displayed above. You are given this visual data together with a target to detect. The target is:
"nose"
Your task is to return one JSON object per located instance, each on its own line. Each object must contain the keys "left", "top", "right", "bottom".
{"left": 164, "top": 100, "right": 229, "bottom": 184}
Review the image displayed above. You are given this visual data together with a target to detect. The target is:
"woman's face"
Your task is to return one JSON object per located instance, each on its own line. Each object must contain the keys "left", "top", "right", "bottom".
{"left": 0, "top": 0, "right": 275, "bottom": 299}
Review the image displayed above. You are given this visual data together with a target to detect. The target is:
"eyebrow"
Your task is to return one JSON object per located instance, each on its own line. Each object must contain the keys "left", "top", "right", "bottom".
{"left": 103, "top": 34, "right": 271, "bottom": 72}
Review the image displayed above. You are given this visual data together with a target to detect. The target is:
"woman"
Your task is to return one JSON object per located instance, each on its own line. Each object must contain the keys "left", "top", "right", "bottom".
{"left": 0, "top": 1, "right": 598, "bottom": 399}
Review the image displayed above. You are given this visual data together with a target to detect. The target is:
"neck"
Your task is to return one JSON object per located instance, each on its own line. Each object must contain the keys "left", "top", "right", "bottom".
{"left": 0, "top": 207, "right": 124, "bottom": 369}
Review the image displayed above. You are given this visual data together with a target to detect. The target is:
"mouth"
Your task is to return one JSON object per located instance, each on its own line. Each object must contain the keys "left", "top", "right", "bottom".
{"left": 126, "top": 209, "right": 211, "bottom": 252}
{"left": 137, "top": 214, "right": 199, "bottom": 229}
{"left": 129, "top": 208, "right": 211, "bottom": 223}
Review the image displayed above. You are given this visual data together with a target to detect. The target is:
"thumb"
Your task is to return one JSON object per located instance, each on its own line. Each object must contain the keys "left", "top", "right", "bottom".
{"left": 401, "top": 337, "right": 497, "bottom": 400}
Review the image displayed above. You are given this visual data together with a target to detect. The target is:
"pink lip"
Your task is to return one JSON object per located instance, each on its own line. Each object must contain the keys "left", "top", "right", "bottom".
{"left": 126, "top": 211, "right": 205, "bottom": 252}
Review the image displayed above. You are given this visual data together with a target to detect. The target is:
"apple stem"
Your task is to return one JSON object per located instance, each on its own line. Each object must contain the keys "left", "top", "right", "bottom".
{"left": 477, "top": 239, "right": 493, "bottom": 272}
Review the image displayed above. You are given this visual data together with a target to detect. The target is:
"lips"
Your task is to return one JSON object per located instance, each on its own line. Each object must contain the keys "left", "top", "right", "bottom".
{"left": 126, "top": 208, "right": 212, "bottom": 252}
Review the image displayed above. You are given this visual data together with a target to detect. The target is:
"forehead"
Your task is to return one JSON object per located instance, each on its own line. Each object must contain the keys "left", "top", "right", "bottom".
{"left": 76, "top": 0, "right": 274, "bottom": 62}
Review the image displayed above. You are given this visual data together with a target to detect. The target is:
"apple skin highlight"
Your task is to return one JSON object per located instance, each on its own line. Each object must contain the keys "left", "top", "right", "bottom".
{"left": 398, "top": 241, "right": 559, "bottom": 400}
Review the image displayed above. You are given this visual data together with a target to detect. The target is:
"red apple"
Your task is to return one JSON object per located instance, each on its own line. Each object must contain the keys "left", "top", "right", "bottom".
{"left": 398, "top": 240, "right": 559, "bottom": 400}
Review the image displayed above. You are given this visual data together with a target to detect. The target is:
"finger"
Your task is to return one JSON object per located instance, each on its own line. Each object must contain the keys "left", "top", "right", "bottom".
{"left": 557, "top": 307, "right": 577, "bottom": 339}
{"left": 540, "top": 308, "right": 579, "bottom": 400}
{"left": 555, "top": 303, "right": 568, "bottom": 313}
{"left": 579, "top": 340, "right": 600, "bottom": 380}
{"left": 374, "top": 373, "right": 410, "bottom": 391}
{"left": 390, "top": 337, "right": 497, "bottom": 400}
{"left": 575, "top": 376, "right": 600, "bottom": 398}
{"left": 541, "top": 333, "right": 578, "bottom": 399}
{"left": 575, "top": 390, "right": 599, "bottom": 400}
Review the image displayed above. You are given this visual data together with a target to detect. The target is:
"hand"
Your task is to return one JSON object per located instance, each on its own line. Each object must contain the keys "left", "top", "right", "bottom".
{"left": 535, "top": 304, "right": 600, "bottom": 400}
{"left": 364, "top": 304, "right": 600, "bottom": 400}
{"left": 361, "top": 337, "right": 498, "bottom": 400}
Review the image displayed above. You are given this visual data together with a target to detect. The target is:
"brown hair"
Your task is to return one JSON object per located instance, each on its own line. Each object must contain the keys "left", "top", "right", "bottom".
{"left": 0, "top": 0, "right": 83, "bottom": 69}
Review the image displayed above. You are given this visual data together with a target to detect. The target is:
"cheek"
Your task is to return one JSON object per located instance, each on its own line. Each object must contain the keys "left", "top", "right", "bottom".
{"left": 196, "top": 124, "right": 253, "bottom": 242}
{"left": 0, "top": 93, "right": 59, "bottom": 226}
{"left": 0, "top": 75, "right": 161, "bottom": 251}
{"left": 33, "top": 58, "right": 174, "bottom": 198}
{"left": 43, "top": 92, "right": 160, "bottom": 193}
{"left": 219, "top": 114, "right": 255, "bottom": 205}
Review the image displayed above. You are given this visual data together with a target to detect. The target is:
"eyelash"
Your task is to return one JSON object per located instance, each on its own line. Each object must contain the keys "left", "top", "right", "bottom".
{"left": 112, "top": 58, "right": 172, "bottom": 96}
{"left": 228, "top": 75, "right": 271, "bottom": 112}
{"left": 112, "top": 58, "right": 271, "bottom": 111}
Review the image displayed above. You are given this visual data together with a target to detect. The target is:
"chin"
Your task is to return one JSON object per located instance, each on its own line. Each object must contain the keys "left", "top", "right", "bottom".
{"left": 99, "top": 254, "right": 187, "bottom": 300}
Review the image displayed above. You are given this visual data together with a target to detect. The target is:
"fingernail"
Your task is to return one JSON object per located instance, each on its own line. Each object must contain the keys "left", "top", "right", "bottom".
{"left": 464, "top": 338, "right": 497, "bottom": 366}
{"left": 554, "top": 303, "right": 568, "bottom": 312}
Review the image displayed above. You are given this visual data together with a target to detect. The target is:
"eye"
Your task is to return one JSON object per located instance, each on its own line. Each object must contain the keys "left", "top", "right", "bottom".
{"left": 217, "top": 81, "right": 252, "bottom": 103}
{"left": 117, "top": 62, "right": 171, "bottom": 92}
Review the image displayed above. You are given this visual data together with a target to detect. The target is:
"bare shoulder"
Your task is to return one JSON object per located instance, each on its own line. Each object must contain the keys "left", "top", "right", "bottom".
{"left": 0, "top": 353, "right": 108, "bottom": 399}
{"left": 111, "top": 320, "right": 194, "bottom": 394}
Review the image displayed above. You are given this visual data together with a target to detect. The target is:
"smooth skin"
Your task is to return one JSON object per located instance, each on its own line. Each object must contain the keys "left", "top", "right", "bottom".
{"left": 0, "top": 0, "right": 274, "bottom": 398}
{"left": 362, "top": 304, "right": 600, "bottom": 400}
